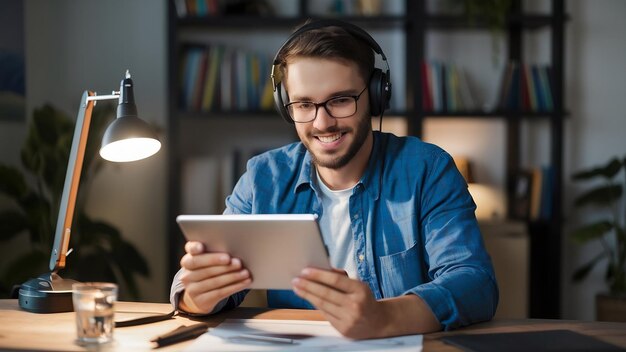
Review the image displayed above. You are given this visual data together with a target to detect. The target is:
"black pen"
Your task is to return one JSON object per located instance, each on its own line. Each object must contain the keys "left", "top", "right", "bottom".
{"left": 150, "top": 323, "right": 208, "bottom": 348}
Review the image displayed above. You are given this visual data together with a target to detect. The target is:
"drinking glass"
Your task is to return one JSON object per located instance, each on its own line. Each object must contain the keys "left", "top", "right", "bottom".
{"left": 72, "top": 282, "right": 118, "bottom": 344}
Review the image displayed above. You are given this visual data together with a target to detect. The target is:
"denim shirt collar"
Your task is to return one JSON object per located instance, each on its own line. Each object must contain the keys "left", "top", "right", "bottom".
{"left": 293, "top": 131, "right": 384, "bottom": 201}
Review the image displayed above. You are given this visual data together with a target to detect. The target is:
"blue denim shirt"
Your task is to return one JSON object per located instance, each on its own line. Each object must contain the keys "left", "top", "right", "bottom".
{"left": 220, "top": 131, "right": 498, "bottom": 330}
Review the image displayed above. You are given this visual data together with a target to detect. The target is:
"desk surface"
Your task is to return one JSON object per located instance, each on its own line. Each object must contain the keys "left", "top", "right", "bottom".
{"left": 1, "top": 299, "right": 625, "bottom": 351}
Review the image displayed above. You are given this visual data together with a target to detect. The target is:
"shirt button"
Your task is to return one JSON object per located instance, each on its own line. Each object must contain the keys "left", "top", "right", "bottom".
{"left": 354, "top": 213, "right": 359, "bottom": 219}
{"left": 358, "top": 254, "right": 365, "bottom": 262}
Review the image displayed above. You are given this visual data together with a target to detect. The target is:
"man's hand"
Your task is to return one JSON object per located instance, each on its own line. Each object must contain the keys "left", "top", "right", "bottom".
{"left": 291, "top": 267, "right": 390, "bottom": 339}
{"left": 292, "top": 268, "right": 441, "bottom": 339}
{"left": 179, "top": 241, "right": 251, "bottom": 314}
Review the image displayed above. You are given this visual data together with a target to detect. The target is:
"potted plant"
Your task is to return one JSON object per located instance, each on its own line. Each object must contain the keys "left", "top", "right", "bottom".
{"left": 0, "top": 104, "right": 149, "bottom": 300}
{"left": 570, "top": 156, "right": 626, "bottom": 322}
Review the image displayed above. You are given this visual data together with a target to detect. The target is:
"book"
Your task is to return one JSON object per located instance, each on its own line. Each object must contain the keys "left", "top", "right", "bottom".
{"left": 532, "top": 66, "right": 546, "bottom": 112}
{"left": 420, "top": 61, "right": 432, "bottom": 111}
{"left": 524, "top": 64, "right": 538, "bottom": 111}
{"left": 529, "top": 167, "right": 543, "bottom": 221}
{"left": 497, "top": 62, "right": 514, "bottom": 110}
{"left": 220, "top": 48, "right": 233, "bottom": 111}
{"left": 457, "top": 66, "right": 476, "bottom": 111}
{"left": 430, "top": 61, "right": 442, "bottom": 112}
{"left": 192, "top": 50, "right": 209, "bottom": 111}
{"left": 181, "top": 47, "right": 204, "bottom": 110}
{"left": 201, "top": 45, "right": 223, "bottom": 111}
{"left": 538, "top": 66, "right": 554, "bottom": 111}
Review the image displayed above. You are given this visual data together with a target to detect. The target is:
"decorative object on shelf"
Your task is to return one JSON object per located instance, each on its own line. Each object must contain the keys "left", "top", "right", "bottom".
{"left": 453, "top": 156, "right": 474, "bottom": 184}
{"left": 458, "top": 0, "right": 513, "bottom": 65}
{"left": 570, "top": 156, "right": 626, "bottom": 322}
{"left": 357, "top": 0, "right": 382, "bottom": 16}
{"left": 0, "top": 71, "right": 160, "bottom": 313}
{"left": 453, "top": 157, "right": 502, "bottom": 220}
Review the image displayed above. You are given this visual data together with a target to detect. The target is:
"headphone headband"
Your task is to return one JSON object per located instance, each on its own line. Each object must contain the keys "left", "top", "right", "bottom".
{"left": 272, "top": 19, "right": 387, "bottom": 66}
{"left": 271, "top": 19, "right": 392, "bottom": 123}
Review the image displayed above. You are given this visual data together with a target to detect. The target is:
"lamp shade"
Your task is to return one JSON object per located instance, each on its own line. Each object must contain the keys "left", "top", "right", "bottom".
{"left": 99, "top": 116, "right": 161, "bottom": 162}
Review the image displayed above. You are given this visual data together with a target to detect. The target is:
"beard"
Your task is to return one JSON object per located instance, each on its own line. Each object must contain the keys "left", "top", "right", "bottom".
{"left": 305, "top": 115, "right": 371, "bottom": 170}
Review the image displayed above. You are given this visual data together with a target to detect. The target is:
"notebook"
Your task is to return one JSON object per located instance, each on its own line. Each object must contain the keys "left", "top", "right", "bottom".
{"left": 441, "top": 329, "right": 625, "bottom": 352}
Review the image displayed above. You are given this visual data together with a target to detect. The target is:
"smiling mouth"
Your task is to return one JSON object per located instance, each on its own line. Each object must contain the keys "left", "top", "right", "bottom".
{"left": 316, "top": 133, "right": 344, "bottom": 143}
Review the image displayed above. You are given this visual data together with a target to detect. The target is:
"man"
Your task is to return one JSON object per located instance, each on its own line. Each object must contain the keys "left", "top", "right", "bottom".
{"left": 171, "top": 20, "right": 498, "bottom": 339}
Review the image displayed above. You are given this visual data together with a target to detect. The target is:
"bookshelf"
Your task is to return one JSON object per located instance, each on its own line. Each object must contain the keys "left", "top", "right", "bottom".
{"left": 411, "top": 0, "right": 567, "bottom": 319}
{"left": 166, "top": 0, "right": 568, "bottom": 318}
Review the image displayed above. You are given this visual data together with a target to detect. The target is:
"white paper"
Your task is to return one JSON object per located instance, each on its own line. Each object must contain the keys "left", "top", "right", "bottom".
{"left": 184, "top": 319, "right": 422, "bottom": 352}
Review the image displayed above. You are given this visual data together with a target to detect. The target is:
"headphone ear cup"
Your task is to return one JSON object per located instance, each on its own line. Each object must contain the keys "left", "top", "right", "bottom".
{"left": 368, "top": 68, "right": 383, "bottom": 117}
{"left": 274, "top": 82, "right": 294, "bottom": 124}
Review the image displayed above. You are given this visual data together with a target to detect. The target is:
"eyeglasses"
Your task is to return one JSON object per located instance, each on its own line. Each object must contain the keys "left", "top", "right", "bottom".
{"left": 284, "top": 86, "right": 368, "bottom": 123}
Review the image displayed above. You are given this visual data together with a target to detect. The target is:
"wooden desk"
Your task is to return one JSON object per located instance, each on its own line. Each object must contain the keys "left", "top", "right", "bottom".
{"left": 1, "top": 299, "right": 625, "bottom": 351}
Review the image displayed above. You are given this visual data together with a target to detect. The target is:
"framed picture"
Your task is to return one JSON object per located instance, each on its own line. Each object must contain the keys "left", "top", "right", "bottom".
{"left": 0, "top": 0, "right": 26, "bottom": 122}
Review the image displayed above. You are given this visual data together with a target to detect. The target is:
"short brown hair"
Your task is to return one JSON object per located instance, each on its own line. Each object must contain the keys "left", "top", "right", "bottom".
{"left": 275, "top": 22, "right": 375, "bottom": 86}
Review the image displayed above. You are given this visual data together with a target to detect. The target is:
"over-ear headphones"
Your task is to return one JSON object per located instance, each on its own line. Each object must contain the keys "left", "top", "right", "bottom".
{"left": 271, "top": 19, "right": 392, "bottom": 124}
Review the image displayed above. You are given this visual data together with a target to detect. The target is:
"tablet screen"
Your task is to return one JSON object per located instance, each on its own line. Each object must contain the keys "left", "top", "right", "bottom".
{"left": 177, "top": 214, "right": 331, "bottom": 289}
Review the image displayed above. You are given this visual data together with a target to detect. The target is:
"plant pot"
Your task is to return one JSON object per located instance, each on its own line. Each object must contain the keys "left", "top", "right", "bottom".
{"left": 596, "top": 293, "right": 626, "bottom": 322}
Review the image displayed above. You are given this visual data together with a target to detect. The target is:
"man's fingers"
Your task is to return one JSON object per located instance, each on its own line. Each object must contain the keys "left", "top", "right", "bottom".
{"left": 181, "top": 258, "right": 243, "bottom": 283}
{"left": 180, "top": 252, "right": 231, "bottom": 270}
{"left": 299, "top": 267, "right": 355, "bottom": 293}
{"left": 292, "top": 276, "right": 347, "bottom": 307}
{"left": 185, "top": 269, "right": 251, "bottom": 298}
{"left": 188, "top": 278, "right": 252, "bottom": 312}
{"left": 184, "top": 241, "right": 205, "bottom": 254}
{"left": 292, "top": 282, "right": 343, "bottom": 321}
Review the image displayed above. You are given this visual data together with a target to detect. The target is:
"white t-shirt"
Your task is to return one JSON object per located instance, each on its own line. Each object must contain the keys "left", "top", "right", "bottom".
{"left": 315, "top": 171, "right": 357, "bottom": 279}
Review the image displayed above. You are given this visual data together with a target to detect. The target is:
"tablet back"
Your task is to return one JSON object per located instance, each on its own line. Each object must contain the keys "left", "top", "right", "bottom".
{"left": 176, "top": 214, "right": 331, "bottom": 289}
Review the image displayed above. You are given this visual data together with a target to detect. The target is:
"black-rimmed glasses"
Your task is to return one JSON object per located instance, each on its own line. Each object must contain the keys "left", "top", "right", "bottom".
{"left": 285, "top": 86, "right": 368, "bottom": 123}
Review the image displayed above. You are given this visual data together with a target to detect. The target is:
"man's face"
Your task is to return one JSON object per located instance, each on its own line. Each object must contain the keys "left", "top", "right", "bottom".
{"left": 284, "top": 57, "right": 372, "bottom": 170}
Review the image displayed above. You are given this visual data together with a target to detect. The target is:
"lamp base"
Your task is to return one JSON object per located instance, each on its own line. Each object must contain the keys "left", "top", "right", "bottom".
{"left": 18, "top": 272, "right": 78, "bottom": 313}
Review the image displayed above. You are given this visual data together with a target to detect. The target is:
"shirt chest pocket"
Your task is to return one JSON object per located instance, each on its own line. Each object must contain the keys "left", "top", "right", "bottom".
{"left": 378, "top": 242, "right": 423, "bottom": 298}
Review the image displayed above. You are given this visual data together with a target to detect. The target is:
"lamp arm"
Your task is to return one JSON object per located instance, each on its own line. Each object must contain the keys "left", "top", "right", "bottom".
{"left": 48, "top": 91, "right": 95, "bottom": 272}
{"left": 48, "top": 91, "right": 123, "bottom": 272}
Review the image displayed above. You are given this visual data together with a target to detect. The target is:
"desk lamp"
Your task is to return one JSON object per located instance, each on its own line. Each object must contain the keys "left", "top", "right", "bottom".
{"left": 18, "top": 70, "right": 161, "bottom": 313}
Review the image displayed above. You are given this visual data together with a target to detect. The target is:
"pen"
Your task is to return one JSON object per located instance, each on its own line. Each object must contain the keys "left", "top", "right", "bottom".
{"left": 231, "top": 333, "right": 299, "bottom": 345}
{"left": 150, "top": 323, "right": 208, "bottom": 348}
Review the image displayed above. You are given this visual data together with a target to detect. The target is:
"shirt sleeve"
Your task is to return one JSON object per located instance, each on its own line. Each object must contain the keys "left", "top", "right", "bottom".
{"left": 412, "top": 151, "right": 499, "bottom": 330}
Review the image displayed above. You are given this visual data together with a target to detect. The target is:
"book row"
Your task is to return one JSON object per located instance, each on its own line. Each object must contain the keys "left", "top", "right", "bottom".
{"left": 497, "top": 62, "right": 555, "bottom": 112}
{"left": 179, "top": 45, "right": 275, "bottom": 113}
{"left": 420, "top": 61, "right": 478, "bottom": 113}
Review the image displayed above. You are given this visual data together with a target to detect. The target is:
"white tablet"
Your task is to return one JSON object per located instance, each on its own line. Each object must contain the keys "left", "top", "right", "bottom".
{"left": 176, "top": 214, "right": 331, "bottom": 289}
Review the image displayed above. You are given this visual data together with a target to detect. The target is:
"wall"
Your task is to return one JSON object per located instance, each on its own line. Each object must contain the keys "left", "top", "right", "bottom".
{"left": 561, "top": 0, "right": 626, "bottom": 320}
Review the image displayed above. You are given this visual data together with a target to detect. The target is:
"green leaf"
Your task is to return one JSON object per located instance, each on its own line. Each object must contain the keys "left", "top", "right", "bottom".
{"left": 20, "top": 193, "right": 53, "bottom": 246}
{"left": 0, "top": 210, "right": 28, "bottom": 241}
{"left": 572, "top": 253, "right": 605, "bottom": 282}
{"left": 0, "top": 165, "right": 28, "bottom": 199}
{"left": 112, "top": 241, "right": 150, "bottom": 277}
{"left": 571, "top": 221, "right": 614, "bottom": 244}
{"left": 572, "top": 157, "right": 624, "bottom": 180}
{"left": 75, "top": 215, "right": 122, "bottom": 247}
{"left": 574, "top": 184, "right": 622, "bottom": 207}
{"left": 21, "top": 105, "right": 73, "bottom": 185}
{"left": 69, "top": 250, "right": 116, "bottom": 284}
